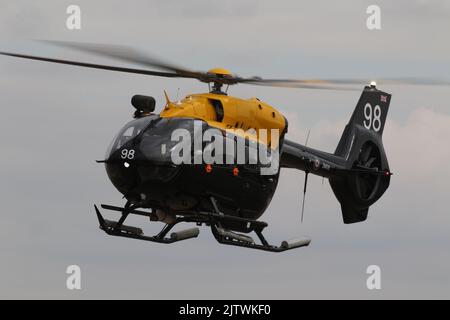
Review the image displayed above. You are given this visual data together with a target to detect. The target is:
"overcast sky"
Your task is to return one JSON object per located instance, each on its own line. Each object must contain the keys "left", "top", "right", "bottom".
{"left": 1, "top": 0, "right": 450, "bottom": 299}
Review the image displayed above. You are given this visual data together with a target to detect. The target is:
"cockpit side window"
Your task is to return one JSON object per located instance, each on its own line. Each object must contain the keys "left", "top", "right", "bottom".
{"left": 106, "top": 116, "right": 157, "bottom": 158}
{"left": 116, "top": 127, "right": 137, "bottom": 149}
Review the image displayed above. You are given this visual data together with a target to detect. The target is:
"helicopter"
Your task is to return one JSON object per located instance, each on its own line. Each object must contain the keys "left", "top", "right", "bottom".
{"left": 1, "top": 41, "right": 446, "bottom": 252}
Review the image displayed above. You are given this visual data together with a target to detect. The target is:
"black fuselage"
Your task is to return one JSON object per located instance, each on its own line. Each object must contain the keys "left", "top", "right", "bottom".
{"left": 104, "top": 116, "right": 280, "bottom": 221}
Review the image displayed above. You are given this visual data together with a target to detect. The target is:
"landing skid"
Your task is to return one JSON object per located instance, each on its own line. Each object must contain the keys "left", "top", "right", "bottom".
{"left": 94, "top": 205, "right": 199, "bottom": 244}
{"left": 210, "top": 225, "right": 310, "bottom": 252}
{"left": 94, "top": 200, "right": 311, "bottom": 252}
{"left": 205, "top": 198, "right": 311, "bottom": 252}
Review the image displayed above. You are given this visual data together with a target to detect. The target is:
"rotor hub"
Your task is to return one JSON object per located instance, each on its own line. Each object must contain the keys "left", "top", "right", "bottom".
{"left": 207, "top": 68, "right": 233, "bottom": 78}
{"left": 207, "top": 68, "right": 234, "bottom": 94}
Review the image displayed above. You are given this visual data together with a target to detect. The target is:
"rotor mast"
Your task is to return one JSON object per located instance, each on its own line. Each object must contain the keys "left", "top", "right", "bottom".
{"left": 207, "top": 68, "right": 233, "bottom": 94}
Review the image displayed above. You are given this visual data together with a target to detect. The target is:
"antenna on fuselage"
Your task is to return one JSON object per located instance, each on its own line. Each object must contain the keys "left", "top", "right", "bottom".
{"left": 164, "top": 90, "right": 171, "bottom": 104}
{"left": 305, "top": 129, "right": 311, "bottom": 146}
{"left": 301, "top": 129, "right": 311, "bottom": 223}
{"left": 301, "top": 172, "right": 308, "bottom": 223}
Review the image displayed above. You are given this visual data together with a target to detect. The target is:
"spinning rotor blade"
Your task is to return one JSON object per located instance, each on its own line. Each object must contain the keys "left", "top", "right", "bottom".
{"left": 238, "top": 77, "right": 450, "bottom": 89}
{"left": 1, "top": 40, "right": 450, "bottom": 90}
{"left": 370, "top": 78, "right": 450, "bottom": 86}
{"left": 365, "top": 157, "right": 376, "bottom": 168}
{"left": 38, "top": 40, "right": 239, "bottom": 84}
{"left": 360, "top": 144, "right": 373, "bottom": 164}
{"left": 0, "top": 51, "right": 189, "bottom": 79}
{"left": 39, "top": 40, "right": 206, "bottom": 80}
{"left": 238, "top": 79, "right": 358, "bottom": 91}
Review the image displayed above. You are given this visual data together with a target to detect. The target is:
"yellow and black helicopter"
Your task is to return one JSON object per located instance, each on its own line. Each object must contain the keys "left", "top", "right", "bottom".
{"left": 1, "top": 41, "right": 446, "bottom": 252}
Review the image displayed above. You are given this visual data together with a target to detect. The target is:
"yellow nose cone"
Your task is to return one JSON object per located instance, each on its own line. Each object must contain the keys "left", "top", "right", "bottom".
{"left": 207, "top": 68, "right": 233, "bottom": 77}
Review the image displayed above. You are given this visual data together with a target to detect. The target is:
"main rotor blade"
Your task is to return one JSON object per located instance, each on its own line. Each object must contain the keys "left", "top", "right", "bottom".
{"left": 39, "top": 40, "right": 205, "bottom": 79}
{"left": 0, "top": 48, "right": 356, "bottom": 90}
{"left": 374, "top": 78, "right": 450, "bottom": 86}
{"left": 0, "top": 51, "right": 190, "bottom": 78}
{"left": 39, "top": 41, "right": 363, "bottom": 90}
{"left": 238, "top": 77, "right": 450, "bottom": 89}
{"left": 239, "top": 79, "right": 359, "bottom": 91}
{"left": 4, "top": 40, "right": 450, "bottom": 90}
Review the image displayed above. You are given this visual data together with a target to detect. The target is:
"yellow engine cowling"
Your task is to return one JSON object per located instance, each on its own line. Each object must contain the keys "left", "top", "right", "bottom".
{"left": 160, "top": 93, "right": 286, "bottom": 148}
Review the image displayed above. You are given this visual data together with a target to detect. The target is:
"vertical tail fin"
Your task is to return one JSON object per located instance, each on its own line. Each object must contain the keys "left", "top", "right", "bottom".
{"left": 335, "top": 85, "right": 391, "bottom": 158}
{"left": 330, "top": 85, "right": 392, "bottom": 223}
